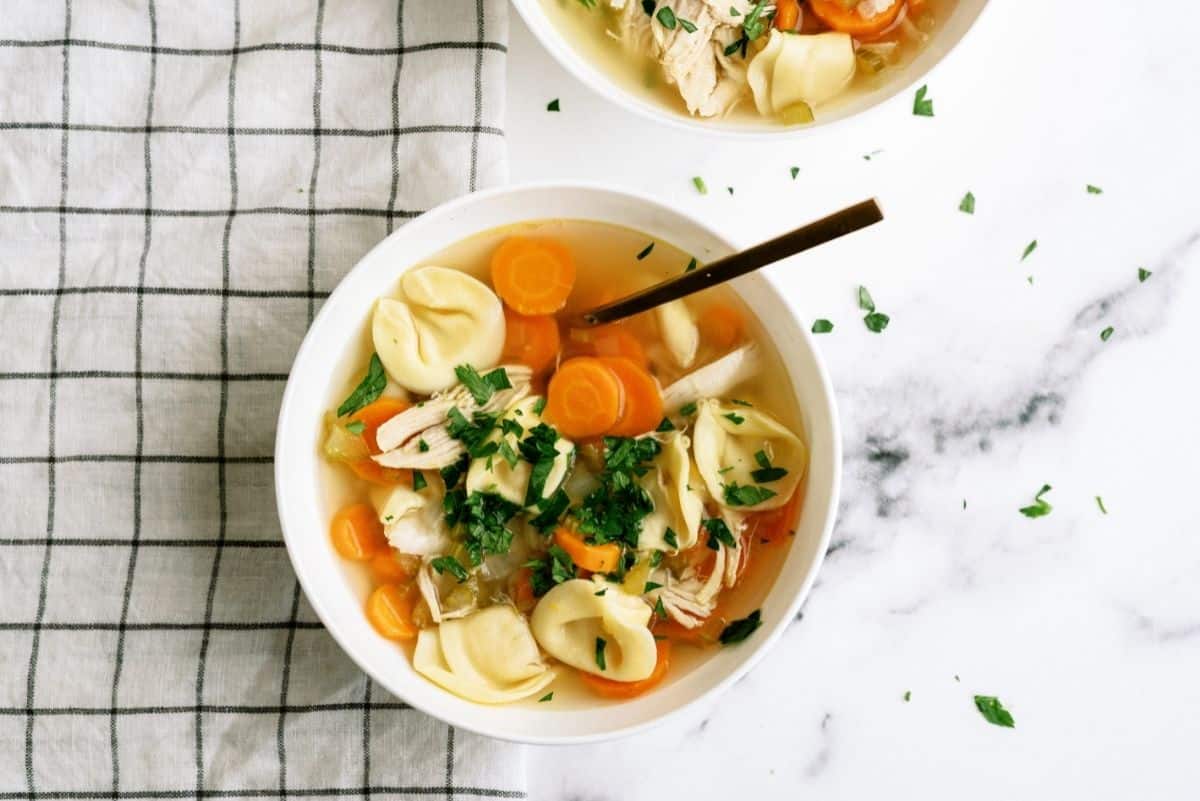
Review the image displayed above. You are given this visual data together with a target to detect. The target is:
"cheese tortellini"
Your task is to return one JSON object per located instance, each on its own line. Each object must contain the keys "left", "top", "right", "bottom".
{"left": 372, "top": 265, "right": 505, "bottom": 395}
{"left": 412, "top": 605, "right": 555, "bottom": 704}
{"left": 747, "top": 31, "right": 855, "bottom": 117}
{"left": 638, "top": 432, "right": 705, "bottom": 552}
{"left": 531, "top": 579, "right": 658, "bottom": 682}
{"left": 692, "top": 399, "right": 807, "bottom": 511}
{"left": 465, "top": 396, "right": 575, "bottom": 507}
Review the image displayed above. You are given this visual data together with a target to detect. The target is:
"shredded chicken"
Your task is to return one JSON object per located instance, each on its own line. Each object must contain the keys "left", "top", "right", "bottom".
{"left": 417, "top": 559, "right": 476, "bottom": 625}
{"left": 372, "top": 365, "right": 532, "bottom": 469}
{"left": 661, "top": 343, "right": 760, "bottom": 411}
{"left": 720, "top": 509, "right": 750, "bottom": 587}
{"left": 656, "top": 546, "right": 725, "bottom": 628}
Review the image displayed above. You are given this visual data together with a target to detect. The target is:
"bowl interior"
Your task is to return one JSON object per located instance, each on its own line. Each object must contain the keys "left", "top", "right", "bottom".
{"left": 275, "top": 184, "right": 841, "bottom": 743}
{"left": 512, "top": 0, "right": 990, "bottom": 136}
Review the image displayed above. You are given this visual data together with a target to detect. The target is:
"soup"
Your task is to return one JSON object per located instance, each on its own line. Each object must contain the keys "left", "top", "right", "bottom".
{"left": 320, "top": 219, "right": 808, "bottom": 706}
{"left": 540, "top": 0, "right": 953, "bottom": 125}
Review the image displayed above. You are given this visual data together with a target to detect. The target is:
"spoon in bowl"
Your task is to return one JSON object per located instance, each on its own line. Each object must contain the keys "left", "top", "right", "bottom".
{"left": 570, "top": 198, "right": 884, "bottom": 328}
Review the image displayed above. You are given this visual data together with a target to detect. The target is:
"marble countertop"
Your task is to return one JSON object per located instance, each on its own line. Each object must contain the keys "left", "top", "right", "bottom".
{"left": 506, "top": 1, "right": 1200, "bottom": 797}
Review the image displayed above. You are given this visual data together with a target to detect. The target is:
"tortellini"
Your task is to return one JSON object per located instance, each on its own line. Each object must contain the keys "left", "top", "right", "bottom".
{"left": 655, "top": 299, "right": 699, "bottom": 369}
{"left": 692, "top": 399, "right": 807, "bottom": 511}
{"left": 531, "top": 579, "right": 658, "bottom": 682}
{"left": 370, "top": 484, "right": 450, "bottom": 556}
{"left": 638, "top": 432, "right": 705, "bottom": 552}
{"left": 465, "top": 396, "right": 575, "bottom": 507}
{"left": 372, "top": 265, "right": 505, "bottom": 395}
{"left": 413, "top": 605, "right": 555, "bottom": 704}
{"left": 747, "top": 31, "right": 855, "bottom": 117}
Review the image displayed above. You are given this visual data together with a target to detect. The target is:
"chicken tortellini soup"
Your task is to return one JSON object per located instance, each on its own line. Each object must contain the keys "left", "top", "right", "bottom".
{"left": 540, "top": 0, "right": 953, "bottom": 124}
{"left": 321, "top": 220, "right": 808, "bottom": 705}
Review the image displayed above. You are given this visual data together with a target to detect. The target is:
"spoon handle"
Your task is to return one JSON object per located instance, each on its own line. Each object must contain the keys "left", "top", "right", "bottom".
{"left": 576, "top": 198, "right": 884, "bottom": 327}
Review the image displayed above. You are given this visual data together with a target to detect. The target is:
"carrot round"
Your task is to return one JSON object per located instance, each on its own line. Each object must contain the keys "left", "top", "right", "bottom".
{"left": 502, "top": 307, "right": 561, "bottom": 375}
{"left": 808, "top": 0, "right": 903, "bottom": 38}
{"left": 349, "top": 397, "right": 410, "bottom": 454}
{"left": 697, "top": 304, "right": 744, "bottom": 351}
{"left": 544, "top": 357, "right": 624, "bottom": 439}
{"left": 491, "top": 236, "right": 576, "bottom": 315}
{"left": 579, "top": 639, "right": 671, "bottom": 699}
{"left": 773, "top": 0, "right": 799, "bottom": 30}
{"left": 590, "top": 326, "right": 648, "bottom": 368}
{"left": 553, "top": 528, "right": 621, "bottom": 573}
{"left": 347, "top": 458, "right": 411, "bottom": 487}
{"left": 369, "top": 551, "right": 415, "bottom": 585}
{"left": 599, "top": 357, "right": 662, "bottom": 437}
{"left": 366, "top": 584, "right": 418, "bottom": 640}
{"left": 331, "top": 503, "right": 389, "bottom": 561}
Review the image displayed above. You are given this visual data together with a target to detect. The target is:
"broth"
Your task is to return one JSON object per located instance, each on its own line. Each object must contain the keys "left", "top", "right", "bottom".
{"left": 319, "top": 219, "right": 807, "bottom": 707}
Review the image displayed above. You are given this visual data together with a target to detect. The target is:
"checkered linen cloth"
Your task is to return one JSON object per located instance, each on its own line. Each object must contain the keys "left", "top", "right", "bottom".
{"left": 0, "top": 0, "right": 524, "bottom": 797}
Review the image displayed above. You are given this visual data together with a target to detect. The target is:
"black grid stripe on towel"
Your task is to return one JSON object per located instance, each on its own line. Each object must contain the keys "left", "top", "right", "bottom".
{"left": 0, "top": 0, "right": 521, "bottom": 797}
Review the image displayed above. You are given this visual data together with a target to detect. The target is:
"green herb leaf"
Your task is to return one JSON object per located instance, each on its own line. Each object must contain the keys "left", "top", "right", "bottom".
{"left": 1100, "top": 326, "right": 1114, "bottom": 342}
{"left": 431, "top": 555, "right": 469, "bottom": 582}
{"left": 1095, "top": 495, "right": 1107, "bottom": 514}
{"left": 533, "top": 396, "right": 547, "bottom": 415}
{"left": 723, "top": 35, "right": 748, "bottom": 57}
{"left": 530, "top": 488, "right": 570, "bottom": 533}
{"left": 528, "top": 543, "right": 576, "bottom": 596}
{"left": 959, "top": 191, "right": 975, "bottom": 214}
{"left": 454, "top": 364, "right": 511, "bottom": 405}
{"left": 594, "top": 587, "right": 607, "bottom": 596}
{"left": 750, "top": 450, "right": 788, "bottom": 483}
{"left": 1021, "top": 240, "right": 1038, "bottom": 261}
{"left": 547, "top": 98, "right": 560, "bottom": 112}
{"left": 1138, "top": 267, "right": 1152, "bottom": 282}
{"left": 654, "top": 597, "right": 668, "bottom": 619}
{"left": 595, "top": 637, "right": 608, "bottom": 671}
{"left": 719, "top": 609, "right": 762, "bottom": 645}
{"left": 685, "top": 257, "right": 698, "bottom": 273}
{"left": 864, "top": 312, "right": 890, "bottom": 333}
{"left": 912, "top": 84, "right": 934, "bottom": 117}
{"left": 692, "top": 176, "right": 708, "bottom": 195}
{"left": 679, "top": 16, "right": 697, "bottom": 32}
{"left": 656, "top": 5, "right": 677, "bottom": 28}
{"left": 863, "top": 149, "right": 884, "bottom": 161}
{"left": 729, "top": 5, "right": 739, "bottom": 15}
{"left": 345, "top": 420, "right": 366, "bottom": 435}
{"left": 811, "top": 319, "right": 833, "bottom": 334}
{"left": 663, "top": 527, "right": 679, "bottom": 549}
{"left": 857, "top": 285, "right": 876, "bottom": 312}
{"left": 679, "top": 401, "right": 698, "bottom": 416}
{"left": 704, "top": 517, "right": 738, "bottom": 549}
{"left": 790, "top": 166, "right": 800, "bottom": 180}
{"left": 1018, "top": 484, "right": 1053, "bottom": 518}
{"left": 336, "top": 353, "right": 387, "bottom": 417}
{"left": 903, "top": 690, "right": 912, "bottom": 702}
{"left": 642, "top": 0, "right": 656, "bottom": 14}
{"left": 1086, "top": 184, "right": 1103, "bottom": 194}
{"left": 412, "top": 471, "right": 427, "bottom": 491}
{"left": 637, "top": 241, "right": 655, "bottom": 260}
{"left": 446, "top": 407, "right": 499, "bottom": 457}
{"left": 655, "top": 416, "right": 675, "bottom": 432}
{"left": 440, "top": 454, "right": 469, "bottom": 490}
{"left": 730, "top": 399, "right": 752, "bottom": 407}
{"left": 644, "top": 581, "right": 663, "bottom": 593}
{"left": 723, "top": 412, "right": 744, "bottom": 425}
{"left": 973, "top": 695, "right": 1015, "bottom": 728}
{"left": 742, "top": 0, "right": 768, "bottom": 40}
{"left": 418, "top": 438, "right": 430, "bottom": 453}
{"left": 445, "top": 490, "right": 521, "bottom": 565}
{"left": 723, "top": 482, "right": 777, "bottom": 506}
{"left": 538, "top": 692, "right": 554, "bottom": 702}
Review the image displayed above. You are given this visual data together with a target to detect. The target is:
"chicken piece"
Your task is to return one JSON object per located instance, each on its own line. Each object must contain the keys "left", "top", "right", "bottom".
{"left": 720, "top": 508, "right": 750, "bottom": 587}
{"left": 656, "top": 546, "right": 726, "bottom": 628}
{"left": 417, "top": 559, "right": 477, "bottom": 625}
{"left": 661, "top": 343, "right": 760, "bottom": 411}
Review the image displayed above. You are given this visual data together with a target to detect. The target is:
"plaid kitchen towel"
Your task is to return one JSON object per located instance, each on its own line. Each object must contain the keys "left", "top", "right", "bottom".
{"left": 0, "top": 0, "right": 521, "bottom": 798}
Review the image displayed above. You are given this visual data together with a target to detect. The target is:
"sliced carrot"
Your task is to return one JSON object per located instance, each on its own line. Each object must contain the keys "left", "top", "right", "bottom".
{"left": 502, "top": 308, "right": 561, "bottom": 375}
{"left": 366, "top": 584, "right": 418, "bottom": 640}
{"left": 653, "top": 615, "right": 724, "bottom": 646}
{"left": 346, "top": 458, "right": 411, "bottom": 487}
{"left": 750, "top": 488, "right": 802, "bottom": 544}
{"left": 544, "top": 357, "right": 624, "bottom": 439}
{"left": 579, "top": 639, "right": 671, "bottom": 699}
{"left": 589, "top": 326, "right": 648, "bottom": 368}
{"left": 491, "top": 236, "right": 576, "bottom": 315}
{"left": 511, "top": 567, "right": 537, "bottom": 613}
{"left": 697, "top": 304, "right": 744, "bottom": 351}
{"left": 349, "top": 397, "right": 410, "bottom": 454}
{"left": 599, "top": 357, "right": 662, "bottom": 437}
{"left": 369, "top": 551, "right": 415, "bottom": 585}
{"left": 330, "top": 503, "right": 389, "bottom": 561}
{"left": 773, "top": 0, "right": 800, "bottom": 30}
{"left": 808, "top": 0, "right": 903, "bottom": 38}
{"left": 553, "top": 528, "right": 621, "bottom": 573}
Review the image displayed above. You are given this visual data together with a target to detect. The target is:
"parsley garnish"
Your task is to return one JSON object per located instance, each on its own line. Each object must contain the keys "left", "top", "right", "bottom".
{"left": 431, "top": 555, "right": 469, "bottom": 582}
{"left": 912, "top": 84, "right": 934, "bottom": 117}
{"left": 345, "top": 420, "right": 365, "bottom": 435}
{"left": 973, "top": 695, "right": 1015, "bottom": 728}
{"left": 547, "top": 98, "right": 560, "bottom": 112}
{"left": 1095, "top": 495, "right": 1107, "bottom": 514}
{"left": 594, "top": 587, "right": 607, "bottom": 596}
{"left": 533, "top": 396, "right": 547, "bottom": 415}
{"left": 1021, "top": 240, "right": 1038, "bottom": 261}
{"left": 663, "top": 527, "right": 679, "bottom": 549}
{"left": 454, "top": 364, "right": 511, "bottom": 405}
{"left": 519, "top": 423, "right": 563, "bottom": 506}
{"left": 573, "top": 437, "right": 661, "bottom": 548}
{"left": 685, "top": 257, "right": 697, "bottom": 272}
{"left": 654, "top": 597, "right": 667, "bottom": 619}
{"left": 538, "top": 692, "right": 554, "bottom": 702}
{"left": 637, "top": 241, "right": 655, "bottom": 260}
{"left": 751, "top": 450, "right": 787, "bottom": 483}
{"left": 723, "top": 482, "right": 777, "bottom": 506}
{"left": 1086, "top": 184, "right": 1102, "bottom": 194}
{"left": 656, "top": 6, "right": 677, "bottom": 28}
{"left": 719, "top": 609, "right": 762, "bottom": 644}
{"left": 790, "top": 166, "right": 800, "bottom": 180}
{"left": 418, "top": 438, "right": 429, "bottom": 452}
{"left": 527, "top": 544, "right": 575, "bottom": 596}
{"left": 655, "top": 416, "right": 675, "bottom": 432}
{"left": 858, "top": 285, "right": 889, "bottom": 332}
{"left": 595, "top": 637, "right": 607, "bottom": 671}
{"left": 679, "top": 401, "right": 698, "bottom": 416}
{"left": 730, "top": 399, "right": 752, "bottom": 407}
{"left": 446, "top": 407, "right": 499, "bottom": 457}
{"left": 903, "top": 690, "right": 912, "bottom": 702}
{"left": 729, "top": 5, "right": 740, "bottom": 15}
{"left": 692, "top": 176, "right": 708, "bottom": 195}
{"left": 723, "top": 35, "right": 748, "bottom": 57}
{"left": 530, "top": 488, "right": 570, "bottom": 533}
{"left": 337, "top": 353, "right": 387, "bottom": 416}
{"left": 440, "top": 454, "right": 469, "bottom": 489}
{"left": 959, "top": 191, "right": 975, "bottom": 214}
{"left": 741, "top": 0, "right": 768, "bottom": 39}
{"left": 723, "top": 412, "right": 744, "bottom": 425}
{"left": 445, "top": 491, "right": 521, "bottom": 565}
{"left": 500, "top": 418, "right": 524, "bottom": 438}
{"left": 641, "top": 0, "right": 655, "bottom": 14}
{"left": 1018, "top": 484, "right": 1053, "bottom": 518}
{"left": 412, "top": 471, "right": 427, "bottom": 491}
{"left": 679, "top": 16, "right": 697, "bottom": 32}
{"left": 811, "top": 319, "right": 833, "bottom": 334}
{"left": 1100, "top": 326, "right": 1114, "bottom": 342}
{"left": 704, "top": 517, "right": 737, "bottom": 549}
{"left": 858, "top": 286, "right": 876, "bottom": 312}
{"left": 1138, "top": 267, "right": 1151, "bottom": 282}
{"left": 644, "top": 581, "right": 663, "bottom": 593}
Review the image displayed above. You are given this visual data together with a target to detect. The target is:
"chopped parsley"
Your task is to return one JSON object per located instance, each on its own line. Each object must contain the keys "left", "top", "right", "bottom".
{"left": 1021, "top": 240, "right": 1038, "bottom": 261}
{"left": 729, "top": 5, "right": 740, "bottom": 15}
{"left": 649, "top": 549, "right": 664, "bottom": 568}
{"left": 654, "top": 597, "right": 668, "bottom": 619}
{"left": 546, "top": 98, "right": 560, "bottom": 112}
{"left": 726, "top": 186, "right": 734, "bottom": 195}
{"left": 454, "top": 364, "right": 511, "bottom": 405}
{"left": 864, "top": 312, "right": 890, "bottom": 333}
{"left": 685, "top": 257, "right": 698, "bottom": 272}
{"left": 704, "top": 517, "right": 738, "bottom": 550}
{"left": 655, "top": 416, "right": 675, "bottom": 432}
{"left": 594, "top": 587, "right": 607, "bottom": 596}
{"left": 573, "top": 437, "right": 661, "bottom": 548}
{"left": 418, "top": 438, "right": 430, "bottom": 452}
{"left": 538, "top": 692, "right": 554, "bottom": 702}
{"left": 642, "top": 0, "right": 655, "bottom": 14}
{"left": 498, "top": 440, "right": 519, "bottom": 468}
{"left": 336, "top": 353, "right": 387, "bottom": 416}
{"left": 527, "top": 544, "right": 575, "bottom": 596}
{"left": 679, "top": 401, "right": 698, "bottom": 416}
{"left": 858, "top": 285, "right": 876, "bottom": 312}
{"left": 1100, "top": 326, "right": 1114, "bottom": 342}
{"left": 644, "top": 581, "right": 663, "bottom": 593}
{"left": 444, "top": 490, "right": 521, "bottom": 565}
{"left": 529, "top": 488, "right": 570, "bottom": 533}
{"left": 973, "top": 695, "right": 1015, "bottom": 728}
{"left": 790, "top": 166, "right": 800, "bottom": 180}
{"left": 903, "top": 690, "right": 912, "bottom": 702}
{"left": 959, "top": 191, "right": 975, "bottom": 214}
{"left": 1095, "top": 495, "right": 1108, "bottom": 515}
{"left": 679, "top": 16, "right": 697, "bottom": 33}
{"left": 1138, "top": 267, "right": 1152, "bottom": 282}
{"left": 723, "top": 412, "right": 745, "bottom": 425}
{"left": 912, "top": 84, "right": 934, "bottom": 117}
{"left": 345, "top": 420, "right": 366, "bottom": 435}
{"left": 446, "top": 407, "right": 499, "bottom": 457}
{"left": 500, "top": 417, "right": 524, "bottom": 439}
{"left": 430, "top": 555, "right": 469, "bottom": 582}
{"left": 520, "top": 423, "right": 564, "bottom": 506}
{"left": 655, "top": 5, "right": 677, "bottom": 29}
{"left": 730, "top": 399, "right": 752, "bottom": 407}
{"left": 811, "top": 319, "right": 833, "bottom": 334}
{"left": 1018, "top": 484, "right": 1053, "bottom": 518}
{"left": 723, "top": 482, "right": 777, "bottom": 506}
{"left": 751, "top": 450, "right": 788, "bottom": 483}
{"left": 663, "top": 527, "right": 679, "bottom": 549}
{"left": 1086, "top": 184, "right": 1103, "bottom": 194}
{"left": 741, "top": 0, "right": 768, "bottom": 40}
{"left": 637, "top": 241, "right": 655, "bottom": 260}
{"left": 723, "top": 35, "right": 748, "bottom": 57}
{"left": 719, "top": 609, "right": 762, "bottom": 645}
{"left": 439, "top": 454, "right": 469, "bottom": 490}
{"left": 533, "top": 396, "right": 547, "bottom": 415}
{"left": 595, "top": 637, "right": 608, "bottom": 671}
{"left": 692, "top": 176, "right": 708, "bottom": 195}
{"left": 412, "top": 471, "right": 427, "bottom": 492}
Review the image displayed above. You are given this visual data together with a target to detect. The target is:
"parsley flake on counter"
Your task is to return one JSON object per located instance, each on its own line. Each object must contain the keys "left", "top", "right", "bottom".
{"left": 724, "top": 482, "right": 777, "bottom": 506}
{"left": 692, "top": 176, "right": 708, "bottom": 195}
{"left": 1100, "top": 326, "right": 1114, "bottom": 342}
{"left": 1021, "top": 240, "right": 1038, "bottom": 261}
{"left": 719, "top": 609, "right": 762, "bottom": 645}
{"left": 412, "top": 471, "right": 427, "bottom": 492}
{"left": 345, "top": 420, "right": 365, "bottom": 435}
{"left": 704, "top": 517, "right": 738, "bottom": 550}
{"left": 1138, "top": 267, "right": 1152, "bottom": 282}
{"left": 431, "top": 555, "right": 469, "bottom": 582}
{"left": 1086, "top": 184, "right": 1103, "bottom": 194}
{"left": 727, "top": 186, "right": 734, "bottom": 195}
{"left": 959, "top": 191, "right": 975, "bottom": 214}
{"left": 538, "top": 692, "right": 554, "bottom": 702}
{"left": 973, "top": 695, "right": 1015, "bottom": 728}
{"left": 790, "top": 166, "right": 800, "bottom": 180}
{"left": 454, "top": 364, "right": 511, "bottom": 405}
{"left": 912, "top": 84, "right": 934, "bottom": 116}
{"left": 637, "top": 241, "right": 655, "bottom": 260}
{"left": 1095, "top": 495, "right": 1108, "bottom": 514}
{"left": 864, "top": 312, "right": 890, "bottom": 333}
{"left": 811, "top": 318, "right": 834, "bottom": 334}
{"left": 1018, "top": 484, "right": 1053, "bottom": 518}
{"left": 863, "top": 149, "right": 884, "bottom": 160}
{"left": 336, "top": 353, "right": 386, "bottom": 416}
{"left": 858, "top": 285, "right": 877, "bottom": 312}
{"left": 595, "top": 637, "right": 608, "bottom": 671}
{"left": 903, "top": 690, "right": 912, "bottom": 702}
{"left": 547, "top": 98, "right": 560, "bottom": 112}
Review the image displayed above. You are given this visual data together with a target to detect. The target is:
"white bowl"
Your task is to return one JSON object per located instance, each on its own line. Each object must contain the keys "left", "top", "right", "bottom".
{"left": 275, "top": 183, "right": 841, "bottom": 744}
{"left": 512, "top": 0, "right": 990, "bottom": 137}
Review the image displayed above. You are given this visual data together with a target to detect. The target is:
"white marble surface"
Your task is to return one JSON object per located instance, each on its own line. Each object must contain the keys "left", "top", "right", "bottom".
{"left": 506, "top": 1, "right": 1200, "bottom": 797}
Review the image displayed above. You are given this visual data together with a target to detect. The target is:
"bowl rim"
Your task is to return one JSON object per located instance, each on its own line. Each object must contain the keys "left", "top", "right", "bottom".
{"left": 274, "top": 182, "right": 843, "bottom": 744}
{"left": 510, "top": 0, "right": 993, "bottom": 141}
